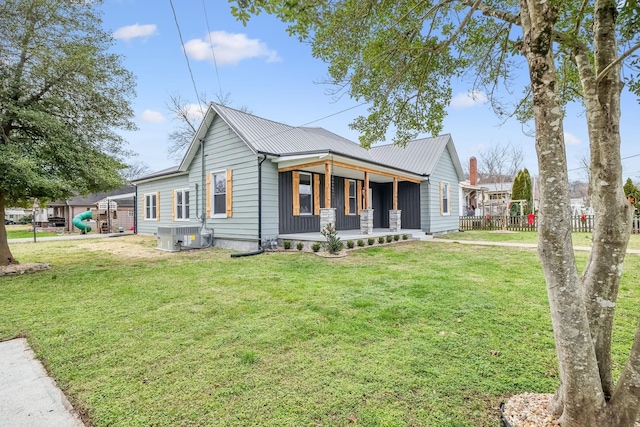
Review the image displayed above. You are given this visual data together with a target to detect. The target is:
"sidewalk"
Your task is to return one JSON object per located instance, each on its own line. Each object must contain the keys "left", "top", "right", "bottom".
{"left": 431, "top": 238, "right": 640, "bottom": 255}
{"left": 8, "top": 232, "right": 135, "bottom": 244}
{"left": 0, "top": 338, "right": 84, "bottom": 427}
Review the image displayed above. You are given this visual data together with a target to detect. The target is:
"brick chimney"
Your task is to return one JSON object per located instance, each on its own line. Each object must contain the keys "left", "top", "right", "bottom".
{"left": 469, "top": 157, "right": 478, "bottom": 186}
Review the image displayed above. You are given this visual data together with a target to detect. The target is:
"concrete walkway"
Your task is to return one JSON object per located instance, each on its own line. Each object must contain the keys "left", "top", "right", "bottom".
{"left": 431, "top": 238, "right": 640, "bottom": 255}
{"left": 0, "top": 338, "right": 84, "bottom": 427}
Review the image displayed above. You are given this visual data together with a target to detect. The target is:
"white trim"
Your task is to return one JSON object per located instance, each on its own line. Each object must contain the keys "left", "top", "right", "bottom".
{"left": 143, "top": 193, "right": 157, "bottom": 221}
{"left": 441, "top": 182, "right": 451, "bottom": 216}
{"left": 211, "top": 170, "right": 227, "bottom": 217}
{"left": 174, "top": 188, "right": 190, "bottom": 221}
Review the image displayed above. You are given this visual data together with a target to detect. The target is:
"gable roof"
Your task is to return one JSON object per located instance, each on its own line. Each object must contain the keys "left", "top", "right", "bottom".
{"left": 140, "top": 103, "right": 464, "bottom": 182}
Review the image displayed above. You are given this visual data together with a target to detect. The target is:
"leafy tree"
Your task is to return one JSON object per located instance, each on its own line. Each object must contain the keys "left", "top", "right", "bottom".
{"left": 624, "top": 178, "right": 640, "bottom": 213}
{"left": 511, "top": 168, "right": 533, "bottom": 214}
{"left": 232, "top": 0, "right": 640, "bottom": 425}
{"left": 0, "top": 0, "right": 136, "bottom": 265}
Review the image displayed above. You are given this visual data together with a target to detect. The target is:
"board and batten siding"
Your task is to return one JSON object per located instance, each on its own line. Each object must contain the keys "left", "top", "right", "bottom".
{"left": 425, "top": 142, "right": 460, "bottom": 233}
{"left": 136, "top": 174, "right": 189, "bottom": 235}
{"left": 187, "top": 114, "right": 279, "bottom": 243}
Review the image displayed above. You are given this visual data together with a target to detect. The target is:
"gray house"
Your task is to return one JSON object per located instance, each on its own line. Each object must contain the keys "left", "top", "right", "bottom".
{"left": 133, "top": 103, "right": 464, "bottom": 250}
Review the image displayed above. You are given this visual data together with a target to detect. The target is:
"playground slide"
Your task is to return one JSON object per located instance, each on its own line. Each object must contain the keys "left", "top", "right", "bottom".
{"left": 72, "top": 211, "right": 93, "bottom": 234}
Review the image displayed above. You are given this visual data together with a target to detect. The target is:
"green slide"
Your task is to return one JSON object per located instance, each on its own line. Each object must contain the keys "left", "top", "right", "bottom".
{"left": 72, "top": 210, "right": 93, "bottom": 234}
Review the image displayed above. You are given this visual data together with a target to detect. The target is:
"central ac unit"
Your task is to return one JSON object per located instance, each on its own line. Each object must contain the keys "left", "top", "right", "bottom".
{"left": 157, "top": 226, "right": 213, "bottom": 251}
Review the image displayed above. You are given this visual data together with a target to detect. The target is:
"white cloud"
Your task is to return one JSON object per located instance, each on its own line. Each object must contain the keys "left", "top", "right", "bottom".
{"left": 113, "top": 24, "right": 158, "bottom": 42}
{"left": 140, "top": 109, "right": 166, "bottom": 123}
{"left": 183, "top": 31, "right": 281, "bottom": 66}
{"left": 564, "top": 132, "right": 581, "bottom": 145}
{"left": 181, "top": 104, "right": 206, "bottom": 121}
{"left": 450, "top": 90, "right": 488, "bottom": 108}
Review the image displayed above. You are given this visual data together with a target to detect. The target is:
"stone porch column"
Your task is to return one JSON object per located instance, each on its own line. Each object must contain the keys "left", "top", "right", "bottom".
{"left": 320, "top": 208, "right": 336, "bottom": 232}
{"left": 389, "top": 210, "right": 401, "bottom": 232}
{"left": 360, "top": 209, "right": 374, "bottom": 234}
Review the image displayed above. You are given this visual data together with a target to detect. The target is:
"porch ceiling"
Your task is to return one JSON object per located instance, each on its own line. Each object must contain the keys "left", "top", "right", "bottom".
{"left": 275, "top": 154, "right": 424, "bottom": 183}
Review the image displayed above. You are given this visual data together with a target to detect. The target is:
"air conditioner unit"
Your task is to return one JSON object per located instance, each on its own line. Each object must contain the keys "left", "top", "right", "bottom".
{"left": 157, "top": 226, "right": 213, "bottom": 251}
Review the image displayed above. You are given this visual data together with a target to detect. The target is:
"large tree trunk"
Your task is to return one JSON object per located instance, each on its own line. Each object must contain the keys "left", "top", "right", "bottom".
{"left": 0, "top": 192, "right": 18, "bottom": 266}
{"left": 520, "top": 0, "right": 640, "bottom": 425}
{"left": 519, "top": 1, "right": 608, "bottom": 425}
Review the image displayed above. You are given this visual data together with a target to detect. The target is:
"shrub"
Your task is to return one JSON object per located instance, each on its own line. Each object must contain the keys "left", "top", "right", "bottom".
{"left": 346, "top": 240, "right": 355, "bottom": 249}
{"left": 386, "top": 235, "right": 393, "bottom": 243}
{"left": 378, "top": 236, "right": 385, "bottom": 244}
{"left": 368, "top": 237, "right": 375, "bottom": 245}
{"left": 393, "top": 234, "right": 400, "bottom": 241}
{"left": 357, "top": 239, "right": 365, "bottom": 247}
{"left": 402, "top": 234, "right": 409, "bottom": 240}
{"left": 312, "top": 242, "right": 321, "bottom": 252}
{"left": 296, "top": 242, "right": 304, "bottom": 251}
{"left": 283, "top": 240, "right": 292, "bottom": 250}
{"left": 321, "top": 223, "right": 344, "bottom": 254}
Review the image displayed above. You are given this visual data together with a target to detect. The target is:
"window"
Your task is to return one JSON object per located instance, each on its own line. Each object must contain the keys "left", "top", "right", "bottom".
{"left": 440, "top": 182, "right": 450, "bottom": 216}
{"left": 213, "top": 172, "right": 226, "bottom": 216}
{"left": 299, "top": 172, "right": 312, "bottom": 214}
{"left": 174, "top": 189, "right": 190, "bottom": 220}
{"left": 144, "top": 193, "right": 157, "bottom": 220}
{"left": 346, "top": 179, "right": 356, "bottom": 215}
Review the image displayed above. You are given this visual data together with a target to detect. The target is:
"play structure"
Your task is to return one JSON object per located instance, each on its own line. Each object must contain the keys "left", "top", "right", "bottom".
{"left": 71, "top": 205, "right": 119, "bottom": 234}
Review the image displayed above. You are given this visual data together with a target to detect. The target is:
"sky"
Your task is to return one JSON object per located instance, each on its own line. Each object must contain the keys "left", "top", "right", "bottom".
{"left": 101, "top": 0, "right": 640, "bottom": 183}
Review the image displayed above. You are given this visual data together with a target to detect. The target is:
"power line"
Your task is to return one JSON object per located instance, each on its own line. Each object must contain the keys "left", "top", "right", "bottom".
{"left": 567, "top": 153, "right": 640, "bottom": 172}
{"left": 201, "top": 0, "right": 223, "bottom": 97}
{"left": 169, "top": 0, "right": 205, "bottom": 119}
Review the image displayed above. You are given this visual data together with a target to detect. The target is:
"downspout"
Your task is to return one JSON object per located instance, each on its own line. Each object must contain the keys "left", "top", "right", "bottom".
{"left": 199, "top": 139, "right": 213, "bottom": 248}
{"left": 134, "top": 186, "right": 138, "bottom": 234}
{"left": 231, "top": 154, "right": 267, "bottom": 257}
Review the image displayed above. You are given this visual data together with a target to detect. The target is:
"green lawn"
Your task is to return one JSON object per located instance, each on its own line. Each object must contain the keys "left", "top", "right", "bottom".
{"left": 6, "top": 225, "right": 58, "bottom": 239}
{"left": 438, "top": 230, "right": 640, "bottom": 250}
{"left": 1, "top": 237, "right": 639, "bottom": 426}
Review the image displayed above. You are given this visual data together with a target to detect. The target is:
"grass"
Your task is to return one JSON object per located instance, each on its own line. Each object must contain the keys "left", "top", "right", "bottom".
{"left": 1, "top": 236, "right": 640, "bottom": 426}
{"left": 6, "top": 225, "right": 58, "bottom": 239}
{"left": 438, "top": 230, "right": 640, "bottom": 250}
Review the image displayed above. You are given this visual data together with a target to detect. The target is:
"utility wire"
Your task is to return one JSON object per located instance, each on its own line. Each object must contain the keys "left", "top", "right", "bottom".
{"left": 201, "top": 0, "right": 223, "bottom": 97}
{"left": 169, "top": 0, "right": 205, "bottom": 119}
{"left": 568, "top": 153, "right": 640, "bottom": 172}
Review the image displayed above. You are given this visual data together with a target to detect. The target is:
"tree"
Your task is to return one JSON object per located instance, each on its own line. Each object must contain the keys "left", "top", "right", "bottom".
{"left": 511, "top": 168, "right": 533, "bottom": 214}
{"left": 0, "top": 0, "right": 136, "bottom": 266}
{"left": 478, "top": 142, "right": 524, "bottom": 185}
{"left": 232, "top": 0, "right": 640, "bottom": 425}
{"left": 624, "top": 178, "right": 640, "bottom": 213}
{"left": 167, "top": 92, "right": 252, "bottom": 160}
{"left": 121, "top": 160, "right": 151, "bottom": 183}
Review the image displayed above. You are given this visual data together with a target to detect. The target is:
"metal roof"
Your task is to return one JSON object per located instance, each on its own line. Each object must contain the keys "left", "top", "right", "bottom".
{"left": 145, "top": 103, "right": 464, "bottom": 180}
{"left": 369, "top": 135, "right": 453, "bottom": 176}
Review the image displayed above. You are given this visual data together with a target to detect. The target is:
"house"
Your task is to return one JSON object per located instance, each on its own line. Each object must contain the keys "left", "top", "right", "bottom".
{"left": 47, "top": 186, "right": 136, "bottom": 232}
{"left": 133, "top": 103, "right": 465, "bottom": 251}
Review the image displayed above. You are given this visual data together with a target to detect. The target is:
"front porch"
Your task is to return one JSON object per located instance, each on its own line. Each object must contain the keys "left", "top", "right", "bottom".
{"left": 278, "top": 228, "right": 433, "bottom": 245}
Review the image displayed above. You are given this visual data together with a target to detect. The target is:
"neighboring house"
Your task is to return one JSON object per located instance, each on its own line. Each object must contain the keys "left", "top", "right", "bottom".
{"left": 47, "top": 186, "right": 136, "bottom": 232}
{"left": 4, "top": 208, "right": 29, "bottom": 224}
{"left": 133, "top": 103, "right": 465, "bottom": 251}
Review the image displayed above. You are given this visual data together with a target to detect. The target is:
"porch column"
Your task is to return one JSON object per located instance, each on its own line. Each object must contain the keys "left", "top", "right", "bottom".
{"left": 360, "top": 209, "right": 374, "bottom": 234}
{"left": 390, "top": 177, "right": 401, "bottom": 232}
{"left": 320, "top": 162, "right": 335, "bottom": 232}
{"left": 324, "top": 162, "right": 331, "bottom": 208}
{"left": 364, "top": 172, "right": 370, "bottom": 209}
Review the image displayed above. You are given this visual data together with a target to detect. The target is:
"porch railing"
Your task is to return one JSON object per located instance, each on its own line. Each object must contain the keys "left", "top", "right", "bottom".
{"left": 460, "top": 215, "right": 640, "bottom": 234}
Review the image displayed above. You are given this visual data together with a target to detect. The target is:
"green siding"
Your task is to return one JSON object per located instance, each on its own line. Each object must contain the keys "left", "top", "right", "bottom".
{"left": 426, "top": 143, "right": 460, "bottom": 233}
{"left": 136, "top": 174, "right": 190, "bottom": 235}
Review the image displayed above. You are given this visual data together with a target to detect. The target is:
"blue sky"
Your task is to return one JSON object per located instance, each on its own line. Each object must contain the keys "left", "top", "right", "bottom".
{"left": 101, "top": 0, "right": 640, "bottom": 182}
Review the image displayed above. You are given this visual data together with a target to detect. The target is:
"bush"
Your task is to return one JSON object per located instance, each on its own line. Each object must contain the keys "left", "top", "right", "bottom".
{"left": 312, "top": 242, "right": 321, "bottom": 252}
{"left": 321, "top": 223, "right": 344, "bottom": 254}
{"left": 393, "top": 234, "right": 400, "bottom": 241}
{"left": 402, "top": 234, "right": 409, "bottom": 240}
{"left": 357, "top": 239, "right": 365, "bottom": 247}
{"left": 283, "top": 240, "right": 292, "bottom": 250}
{"left": 346, "top": 240, "right": 354, "bottom": 249}
{"left": 368, "top": 237, "right": 375, "bottom": 245}
{"left": 386, "top": 235, "right": 393, "bottom": 243}
{"left": 378, "top": 236, "right": 385, "bottom": 244}
{"left": 296, "top": 242, "right": 304, "bottom": 251}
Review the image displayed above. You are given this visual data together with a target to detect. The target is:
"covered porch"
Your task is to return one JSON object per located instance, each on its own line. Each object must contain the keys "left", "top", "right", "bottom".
{"left": 274, "top": 153, "right": 424, "bottom": 235}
